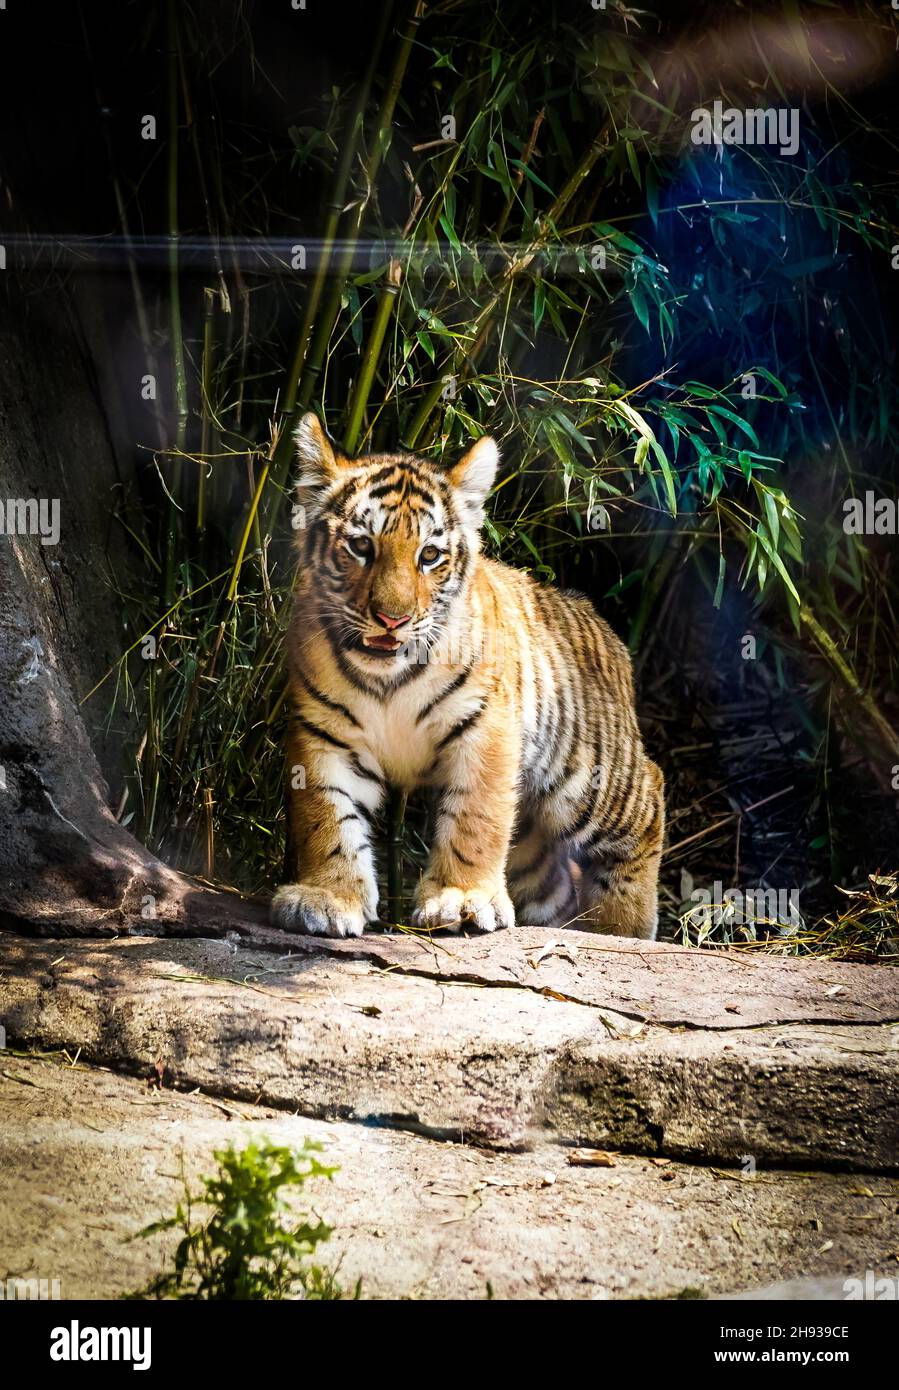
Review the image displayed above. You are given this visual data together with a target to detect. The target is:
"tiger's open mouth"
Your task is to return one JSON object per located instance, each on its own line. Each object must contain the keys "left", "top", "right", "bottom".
{"left": 360, "top": 633, "right": 403, "bottom": 655}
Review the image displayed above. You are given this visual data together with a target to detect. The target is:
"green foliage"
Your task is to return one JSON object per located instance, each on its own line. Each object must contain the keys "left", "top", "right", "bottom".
{"left": 131, "top": 1140, "right": 351, "bottom": 1301}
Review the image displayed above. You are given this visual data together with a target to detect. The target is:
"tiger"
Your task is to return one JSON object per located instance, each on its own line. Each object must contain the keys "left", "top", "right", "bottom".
{"left": 271, "top": 412, "right": 665, "bottom": 941}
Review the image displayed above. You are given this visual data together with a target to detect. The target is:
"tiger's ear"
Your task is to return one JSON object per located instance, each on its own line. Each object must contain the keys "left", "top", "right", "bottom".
{"left": 448, "top": 435, "right": 499, "bottom": 527}
{"left": 294, "top": 413, "right": 347, "bottom": 500}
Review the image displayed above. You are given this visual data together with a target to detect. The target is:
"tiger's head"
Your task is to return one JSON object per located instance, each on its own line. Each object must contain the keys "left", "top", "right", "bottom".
{"left": 293, "top": 413, "right": 499, "bottom": 671}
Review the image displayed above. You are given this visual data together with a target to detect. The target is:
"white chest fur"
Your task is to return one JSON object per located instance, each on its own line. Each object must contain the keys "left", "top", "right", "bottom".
{"left": 342, "top": 669, "right": 484, "bottom": 790}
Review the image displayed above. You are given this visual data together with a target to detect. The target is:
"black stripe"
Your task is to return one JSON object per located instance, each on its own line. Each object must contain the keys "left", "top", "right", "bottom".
{"left": 350, "top": 752, "right": 383, "bottom": 786}
{"left": 509, "top": 849, "right": 544, "bottom": 883}
{"left": 544, "top": 753, "right": 577, "bottom": 798}
{"left": 337, "top": 642, "right": 429, "bottom": 695}
{"left": 295, "top": 715, "right": 351, "bottom": 751}
{"left": 563, "top": 795, "right": 597, "bottom": 841}
{"left": 323, "top": 475, "right": 359, "bottom": 518}
{"left": 435, "top": 705, "right": 484, "bottom": 753}
{"left": 329, "top": 635, "right": 375, "bottom": 692}
{"left": 367, "top": 463, "right": 404, "bottom": 485}
{"left": 365, "top": 477, "right": 438, "bottom": 508}
{"left": 534, "top": 859, "right": 563, "bottom": 903}
{"left": 451, "top": 842, "right": 475, "bottom": 867}
{"left": 517, "top": 878, "right": 578, "bottom": 921}
{"left": 416, "top": 667, "right": 472, "bottom": 724}
{"left": 404, "top": 482, "right": 437, "bottom": 506}
{"left": 578, "top": 822, "right": 611, "bottom": 853}
{"left": 580, "top": 841, "right": 631, "bottom": 868}
{"left": 295, "top": 671, "right": 360, "bottom": 728}
{"left": 318, "top": 786, "right": 373, "bottom": 822}
{"left": 535, "top": 692, "right": 561, "bottom": 782}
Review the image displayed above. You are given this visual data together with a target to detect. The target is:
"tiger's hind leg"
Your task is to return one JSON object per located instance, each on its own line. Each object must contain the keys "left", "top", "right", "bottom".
{"left": 507, "top": 814, "right": 580, "bottom": 929}
{"left": 576, "top": 760, "right": 665, "bottom": 940}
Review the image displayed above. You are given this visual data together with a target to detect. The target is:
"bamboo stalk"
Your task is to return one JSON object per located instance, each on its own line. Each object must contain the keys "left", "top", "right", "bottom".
{"left": 294, "top": 3, "right": 422, "bottom": 414}
{"left": 227, "top": 424, "right": 280, "bottom": 602}
{"left": 204, "top": 787, "right": 215, "bottom": 878}
{"left": 495, "top": 107, "right": 545, "bottom": 240}
{"left": 386, "top": 788, "right": 407, "bottom": 922}
{"left": 282, "top": 1, "right": 395, "bottom": 418}
{"left": 142, "top": 624, "right": 167, "bottom": 845}
{"left": 263, "top": 3, "right": 420, "bottom": 522}
{"left": 343, "top": 260, "right": 403, "bottom": 453}
{"left": 799, "top": 605, "right": 899, "bottom": 760}
{"left": 197, "top": 287, "right": 215, "bottom": 540}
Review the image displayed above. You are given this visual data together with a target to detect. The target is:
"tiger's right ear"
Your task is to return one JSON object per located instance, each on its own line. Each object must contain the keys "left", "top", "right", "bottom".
{"left": 294, "top": 413, "right": 346, "bottom": 501}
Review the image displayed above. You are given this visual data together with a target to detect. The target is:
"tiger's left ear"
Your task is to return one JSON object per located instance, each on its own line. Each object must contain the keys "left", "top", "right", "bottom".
{"left": 448, "top": 435, "right": 499, "bottom": 526}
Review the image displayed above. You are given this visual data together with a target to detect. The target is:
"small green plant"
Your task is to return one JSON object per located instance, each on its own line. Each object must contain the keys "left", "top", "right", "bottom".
{"left": 131, "top": 1139, "right": 354, "bottom": 1300}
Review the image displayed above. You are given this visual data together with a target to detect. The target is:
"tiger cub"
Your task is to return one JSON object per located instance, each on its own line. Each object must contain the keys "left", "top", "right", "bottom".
{"left": 272, "top": 413, "right": 665, "bottom": 940}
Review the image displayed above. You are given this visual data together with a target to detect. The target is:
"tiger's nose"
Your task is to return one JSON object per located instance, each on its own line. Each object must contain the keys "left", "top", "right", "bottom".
{"left": 372, "top": 607, "right": 412, "bottom": 630}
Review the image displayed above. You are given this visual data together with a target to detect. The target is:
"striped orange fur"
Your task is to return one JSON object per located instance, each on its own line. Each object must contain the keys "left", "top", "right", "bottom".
{"left": 271, "top": 413, "right": 665, "bottom": 939}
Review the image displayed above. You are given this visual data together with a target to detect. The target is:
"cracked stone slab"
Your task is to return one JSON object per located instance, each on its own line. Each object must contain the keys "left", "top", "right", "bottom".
{"left": 224, "top": 918, "right": 899, "bottom": 1030}
{"left": 0, "top": 1056, "right": 895, "bottom": 1301}
{"left": 1, "top": 933, "right": 896, "bottom": 1168}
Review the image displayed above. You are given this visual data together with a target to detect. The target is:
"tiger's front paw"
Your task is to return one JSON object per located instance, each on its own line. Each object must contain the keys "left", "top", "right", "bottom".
{"left": 411, "top": 884, "right": 515, "bottom": 934}
{"left": 271, "top": 883, "right": 366, "bottom": 938}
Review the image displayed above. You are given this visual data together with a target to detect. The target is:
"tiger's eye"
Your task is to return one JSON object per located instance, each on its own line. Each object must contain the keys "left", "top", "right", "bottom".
{"left": 347, "top": 535, "right": 373, "bottom": 560}
{"left": 419, "top": 544, "right": 442, "bottom": 566}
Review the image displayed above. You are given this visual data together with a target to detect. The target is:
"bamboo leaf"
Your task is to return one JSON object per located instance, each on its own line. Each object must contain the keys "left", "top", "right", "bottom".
{"left": 713, "top": 553, "right": 726, "bottom": 610}
{"left": 756, "top": 529, "right": 800, "bottom": 605}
